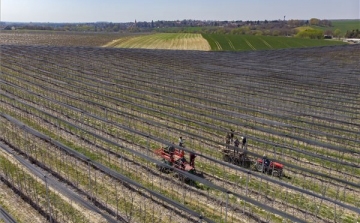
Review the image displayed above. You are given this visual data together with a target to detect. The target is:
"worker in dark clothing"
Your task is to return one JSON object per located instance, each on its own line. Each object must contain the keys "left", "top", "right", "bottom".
{"left": 234, "top": 138, "right": 240, "bottom": 147}
{"left": 230, "top": 129, "right": 234, "bottom": 144}
{"left": 241, "top": 136, "right": 247, "bottom": 150}
{"left": 179, "top": 157, "right": 186, "bottom": 169}
{"left": 170, "top": 151, "right": 174, "bottom": 163}
{"left": 189, "top": 152, "right": 196, "bottom": 168}
{"left": 262, "top": 155, "right": 270, "bottom": 173}
{"left": 168, "top": 145, "right": 175, "bottom": 153}
{"left": 225, "top": 133, "right": 231, "bottom": 148}
{"left": 234, "top": 138, "right": 240, "bottom": 153}
{"left": 230, "top": 129, "right": 234, "bottom": 139}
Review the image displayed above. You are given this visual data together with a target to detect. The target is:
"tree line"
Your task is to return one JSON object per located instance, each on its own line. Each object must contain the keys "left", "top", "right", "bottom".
{"left": 345, "top": 29, "right": 360, "bottom": 38}
{"left": 1, "top": 18, "right": 353, "bottom": 39}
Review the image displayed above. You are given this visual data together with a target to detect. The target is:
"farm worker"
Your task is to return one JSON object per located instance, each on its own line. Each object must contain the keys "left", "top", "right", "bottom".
{"left": 179, "top": 136, "right": 184, "bottom": 147}
{"left": 170, "top": 151, "right": 174, "bottom": 163}
{"left": 168, "top": 145, "right": 175, "bottom": 153}
{"left": 168, "top": 143, "right": 175, "bottom": 163}
{"left": 234, "top": 138, "right": 240, "bottom": 153}
{"left": 225, "top": 133, "right": 231, "bottom": 148}
{"left": 234, "top": 138, "right": 240, "bottom": 147}
{"left": 241, "top": 136, "right": 247, "bottom": 150}
{"left": 230, "top": 129, "right": 234, "bottom": 139}
{"left": 229, "top": 129, "right": 234, "bottom": 144}
{"left": 262, "top": 154, "right": 270, "bottom": 173}
{"left": 189, "top": 152, "right": 196, "bottom": 168}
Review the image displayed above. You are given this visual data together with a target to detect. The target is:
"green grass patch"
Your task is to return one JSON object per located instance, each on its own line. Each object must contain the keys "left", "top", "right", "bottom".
{"left": 202, "top": 34, "right": 346, "bottom": 51}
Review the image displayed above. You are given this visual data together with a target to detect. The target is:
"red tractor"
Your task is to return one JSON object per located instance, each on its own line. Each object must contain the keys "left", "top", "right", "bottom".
{"left": 255, "top": 158, "right": 284, "bottom": 178}
{"left": 154, "top": 145, "right": 197, "bottom": 182}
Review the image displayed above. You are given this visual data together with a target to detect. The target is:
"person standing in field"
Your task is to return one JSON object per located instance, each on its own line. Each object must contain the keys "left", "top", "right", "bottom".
{"left": 189, "top": 152, "right": 196, "bottom": 168}
{"left": 234, "top": 138, "right": 240, "bottom": 153}
{"left": 230, "top": 129, "right": 234, "bottom": 144}
{"left": 225, "top": 133, "right": 231, "bottom": 148}
{"left": 234, "top": 138, "right": 240, "bottom": 147}
{"left": 179, "top": 136, "right": 184, "bottom": 147}
{"left": 241, "top": 136, "right": 247, "bottom": 150}
{"left": 262, "top": 154, "right": 270, "bottom": 173}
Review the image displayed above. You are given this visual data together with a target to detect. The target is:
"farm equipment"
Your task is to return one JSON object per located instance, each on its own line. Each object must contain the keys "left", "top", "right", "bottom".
{"left": 219, "top": 146, "right": 252, "bottom": 168}
{"left": 255, "top": 158, "right": 284, "bottom": 178}
{"left": 154, "top": 145, "right": 197, "bottom": 182}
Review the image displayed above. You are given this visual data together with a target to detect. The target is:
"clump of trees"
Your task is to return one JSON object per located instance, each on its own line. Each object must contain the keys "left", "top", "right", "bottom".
{"left": 296, "top": 29, "right": 324, "bottom": 39}
{"left": 325, "top": 29, "right": 342, "bottom": 38}
{"left": 309, "top": 18, "right": 332, "bottom": 27}
{"left": 3, "top": 18, "right": 338, "bottom": 39}
{"left": 345, "top": 29, "right": 360, "bottom": 38}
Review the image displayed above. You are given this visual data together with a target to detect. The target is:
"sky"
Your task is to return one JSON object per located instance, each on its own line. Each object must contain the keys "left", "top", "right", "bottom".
{"left": 1, "top": 0, "right": 359, "bottom": 23}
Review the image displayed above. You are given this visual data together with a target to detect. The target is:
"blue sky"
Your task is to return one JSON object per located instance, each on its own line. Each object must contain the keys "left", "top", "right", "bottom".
{"left": 1, "top": 0, "right": 359, "bottom": 23}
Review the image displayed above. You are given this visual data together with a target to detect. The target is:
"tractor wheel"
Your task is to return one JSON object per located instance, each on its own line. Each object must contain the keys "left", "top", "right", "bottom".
{"left": 255, "top": 162, "right": 263, "bottom": 172}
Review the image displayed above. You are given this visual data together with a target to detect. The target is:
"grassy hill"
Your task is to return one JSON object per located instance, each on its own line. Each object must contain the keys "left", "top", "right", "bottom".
{"left": 312, "top": 19, "right": 360, "bottom": 35}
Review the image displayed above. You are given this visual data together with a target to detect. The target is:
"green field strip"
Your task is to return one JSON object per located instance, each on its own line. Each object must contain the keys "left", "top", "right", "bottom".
{"left": 203, "top": 34, "right": 346, "bottom": 51}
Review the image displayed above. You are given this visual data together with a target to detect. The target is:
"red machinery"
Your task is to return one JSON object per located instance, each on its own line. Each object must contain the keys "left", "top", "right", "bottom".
{"left": 255, "top": 158, "right": 284, "bottom": 178}
{"left": 154, "top": 145, "right": 196, "bottom": 181}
